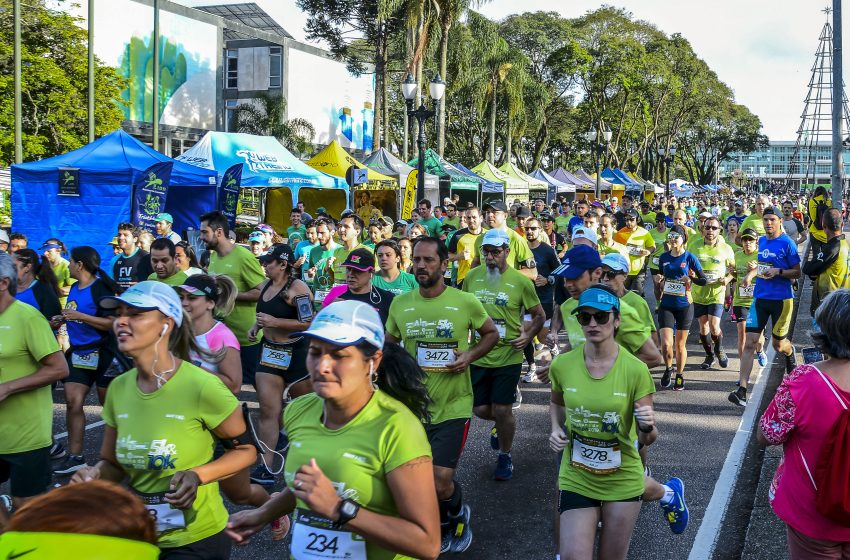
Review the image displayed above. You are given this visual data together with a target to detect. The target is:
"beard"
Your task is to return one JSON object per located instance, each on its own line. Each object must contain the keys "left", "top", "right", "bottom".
{"left": 486, "top": 266, "right": 502, "bottom": 285}
{"left": 417, "top": 269, "right": 444, "bottom": 288}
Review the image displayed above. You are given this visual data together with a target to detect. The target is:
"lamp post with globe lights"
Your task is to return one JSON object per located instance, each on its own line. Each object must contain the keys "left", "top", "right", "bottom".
{"left": 402, "top": 73, "right": 446, "bottom": 201}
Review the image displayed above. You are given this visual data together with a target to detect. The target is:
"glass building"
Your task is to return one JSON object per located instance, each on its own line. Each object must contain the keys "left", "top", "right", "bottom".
{"left": 721, "top": 140, "right": 850, "bottom": 188}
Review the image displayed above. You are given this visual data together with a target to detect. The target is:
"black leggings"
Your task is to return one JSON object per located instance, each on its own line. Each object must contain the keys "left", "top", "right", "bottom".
{"left": 159, "top": 531, "right": 232, "bottom": 560}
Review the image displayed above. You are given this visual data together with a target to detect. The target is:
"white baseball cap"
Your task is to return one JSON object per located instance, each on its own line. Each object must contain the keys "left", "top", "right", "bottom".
{"left": 296, "top": 300, "right": 384, "bottom": 349}
{"left": 100, "top": 281, "right": 184, "bottom": 326}
{"left": 481, "top": 228, "right": 510, "bottom": 248}
{"left": 572, "top": 226, "right": 598, "bottom": 247}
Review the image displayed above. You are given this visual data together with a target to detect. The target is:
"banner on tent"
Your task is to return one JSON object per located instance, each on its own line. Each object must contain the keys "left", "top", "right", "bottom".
{"left": 58, "top": 167, "right": 80, "bottom": 196}
{"left": 401, "top": 170, "right": 418, "bottom": 219}
{"left": 219, "top": 163, "right": 243, "bottom": 229}
{"left": 132, "top": 162, "right": 173, "bottom": 232}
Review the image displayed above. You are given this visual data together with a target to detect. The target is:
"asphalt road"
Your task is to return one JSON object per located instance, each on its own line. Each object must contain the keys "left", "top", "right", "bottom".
{"left": 4, "top": 276, "right": 798, "bottom": 559}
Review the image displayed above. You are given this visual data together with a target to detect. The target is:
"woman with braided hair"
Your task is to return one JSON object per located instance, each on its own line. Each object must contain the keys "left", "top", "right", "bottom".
{"left": 248, "top": 244, "right": 315, "bottom": 487}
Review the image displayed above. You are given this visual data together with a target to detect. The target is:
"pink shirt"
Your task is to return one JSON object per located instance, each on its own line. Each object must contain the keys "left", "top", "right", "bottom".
{"left": 190, "top": 321, "right": 240, "bottom": 374}
{"left": 321, "top": 284, "right": 349, "bottom": 307}
{"left": 760, "top": 363, "right": 850, "bottom": 541}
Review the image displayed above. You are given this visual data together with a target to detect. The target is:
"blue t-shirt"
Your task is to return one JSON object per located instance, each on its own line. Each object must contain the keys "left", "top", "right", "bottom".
{"left": 294, "top": 240, "right": 318, "bottom": 277}
{"left": 65, "top": 279, "right": 112, "bottom": 353}
{"left": 658, "top": 250, "right": 703, "bottom": 309}
{"left": 16, "top": 283, "right": 39, "bottom": 310}
{"left": 568, "top": 216, "right": 585, "bottom": 235}
{"left": 726, "top": 214, "right": 746, "bottom": 228}
{"left": 754, "top": 234, "right": 800, "bottom": 301}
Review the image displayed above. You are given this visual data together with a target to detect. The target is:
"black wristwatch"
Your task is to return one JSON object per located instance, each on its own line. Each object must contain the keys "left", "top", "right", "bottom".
{"left": 639, "top": 424, "right": 654, "bottom": 433}
{"left": 333, "top": 498, "right": 360, "bottom": 528}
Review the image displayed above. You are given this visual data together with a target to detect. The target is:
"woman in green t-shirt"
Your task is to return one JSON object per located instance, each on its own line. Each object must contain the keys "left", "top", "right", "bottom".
{"left": 373, "top": 240, "right": 419, "bottom": 296}
{"left": 226, "top": 300, "right": 440, "bottom": 560}
{"left": 549, "top": 286, "right": 689, "bottom": 559}
{"left": 71, "top": 281, "right": 256, "bottom": 559}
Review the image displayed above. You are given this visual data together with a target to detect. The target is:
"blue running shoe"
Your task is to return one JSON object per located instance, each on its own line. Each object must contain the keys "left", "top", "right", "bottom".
{"left": 494, "top": 453, "right": 513, "bottom": 481}
{"left": 490, "top": 427, "right": 499, "bottom": 451}
{"left": 757, "top": 351, "right": 768, "bottom": 368}
{"left": 661, "top": 477, "right": 689, "bottom": 534}
{"left": 449, "top": 504, "right": 473, "bottom": 552}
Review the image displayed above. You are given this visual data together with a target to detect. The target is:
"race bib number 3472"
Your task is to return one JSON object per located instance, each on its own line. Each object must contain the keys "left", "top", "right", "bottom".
{"left": 416, "top": 341, "right": 457, "bottom": 373}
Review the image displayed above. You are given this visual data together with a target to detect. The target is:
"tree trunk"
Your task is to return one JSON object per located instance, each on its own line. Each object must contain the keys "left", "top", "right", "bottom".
{"left": 505, "top": 118, "right": 512, "bottom": 164}
{"left": 372, "top": 29, "right": 384, "bottom": 152}
{"left": 437, "top": 20, "right": 450, "bottom": 157}
{"left": 488, "top": 87, "right": 497, "bottom": 163}
{"left": 382, "top": 35, "right": 389, "bottom": 153}
{"left": 531, "top": 119, "right": 549, "bottom": 171}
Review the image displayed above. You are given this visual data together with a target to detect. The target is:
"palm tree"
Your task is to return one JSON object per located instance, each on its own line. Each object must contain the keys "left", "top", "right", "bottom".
{"left": 232, "top": 94, "right": 316, "bottom": 157}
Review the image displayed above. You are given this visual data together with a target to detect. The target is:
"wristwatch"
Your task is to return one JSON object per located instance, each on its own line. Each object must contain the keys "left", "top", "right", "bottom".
{"left": 333, "top": 498, "right": 361, "bottom": 528}
{"left": 639, "top": 424, "right": 654, "bottom": 433}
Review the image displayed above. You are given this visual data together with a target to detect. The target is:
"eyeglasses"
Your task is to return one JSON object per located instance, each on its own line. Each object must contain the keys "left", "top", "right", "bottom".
{"left": 576, "top": 311, "right": 612, "bottom": 326}
{"left": 482, "top": 247, "right": 505, "bottom": 256}
{"left": 601, "top": 270, "right": 624, "bottom": 280}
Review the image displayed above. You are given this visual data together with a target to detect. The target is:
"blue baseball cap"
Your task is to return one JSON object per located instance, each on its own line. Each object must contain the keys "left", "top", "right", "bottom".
{"left": 248, "top": 231, "right": 264, "bottom": 243}
{"left": 481, "top": 228, "right": 510, "bottom": 248}
{"left": 552, "top": 245, "right": 602, "bottom": 280}
{"left": 574, "top": 286, "right": 620, "bottom": 314}
{"left": 296, "top": 300, "right": 384, "bottom": 349}
{"left": 600, "top": 253, "right": 630, "bottom": 274}
{"left": 154, "top": 213, "right": 173, "bottom": 223}
{"left": 100, "top": 281, "right": 184, "bottom": 326}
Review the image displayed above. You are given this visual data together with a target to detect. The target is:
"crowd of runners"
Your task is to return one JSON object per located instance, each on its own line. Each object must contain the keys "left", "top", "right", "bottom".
{"left": 0, "top": 184, "right": 842, "bottom": 559}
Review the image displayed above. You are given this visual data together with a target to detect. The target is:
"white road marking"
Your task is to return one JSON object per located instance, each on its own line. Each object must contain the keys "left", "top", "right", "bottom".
{"left": 53, "top": 420, "right": 106, "bottom": 441}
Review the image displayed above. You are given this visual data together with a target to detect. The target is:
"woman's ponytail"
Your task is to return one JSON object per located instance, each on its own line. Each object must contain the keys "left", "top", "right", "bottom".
{"left": 359, "top": 341, "right": 432, "bottom": 422}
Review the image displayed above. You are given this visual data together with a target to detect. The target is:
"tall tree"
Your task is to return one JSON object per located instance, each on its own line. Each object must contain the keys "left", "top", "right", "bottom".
{"left": 232, "top": 94, "right": 316, "bottom": 157}
{"left": 0, "top": 0, "right": 125, "bottom": 164}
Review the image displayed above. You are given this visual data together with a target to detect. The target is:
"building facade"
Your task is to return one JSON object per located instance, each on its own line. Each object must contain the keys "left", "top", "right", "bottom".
{"left": 722, "top": 140, "right": 850, "bottom": 188}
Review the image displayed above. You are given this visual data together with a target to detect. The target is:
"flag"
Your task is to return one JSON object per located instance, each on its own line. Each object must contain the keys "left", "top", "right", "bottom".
{"left": 219, "top": 163, "right": 243, "bottom": 229}
{"left": 132, "top": 162, "right": 173, "bottom": 232}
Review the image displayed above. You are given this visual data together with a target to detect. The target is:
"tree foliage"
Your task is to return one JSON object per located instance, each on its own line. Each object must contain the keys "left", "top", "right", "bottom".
{"left": 232, "top": 94, "right": 316, "bottom": 157}
{"left": 0, "top": 0, "right": 126, "bottom": 165}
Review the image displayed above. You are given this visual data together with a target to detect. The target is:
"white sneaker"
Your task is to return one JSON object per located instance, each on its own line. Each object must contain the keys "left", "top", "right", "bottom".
{"left": 513, "top": 385, "right": 522, "bottom": 410}
{"left": 521, "top": 364, "right": 538, "bottom": 383}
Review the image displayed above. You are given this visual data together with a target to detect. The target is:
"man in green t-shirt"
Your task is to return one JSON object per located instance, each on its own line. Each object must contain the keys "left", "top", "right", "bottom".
{"left": 737, "top": 195, "right": 769, "bottom": 244}
{"left": 690, "top": 216, "right": 736, "bottom": 370}
{"left": 417, "top": 199, "right": 443, "bottom": 237}
{"left": 201, "top": 210, "right": 266, "bottom": 387}
{"left": 329, "top": 215, "right": 372, "bottom": 284}
{"left": 308, "top": 217, "right": 341, "bottom": 307}
{"left": 442, "top": 203, "right": 462, "bottom": 230}
{"left": 147, "top": 238, "right": 189, "bottom": 287}
{"left": 0, "top": 252, "right": 68, "bottom": 511}
{"left": 286, "top": 208, "right": 307, "bottom": 242}
{"left": 462, "top": 229, "right": 544, "bottom": 482}
{"left": 472, "top": 200, "right": 538, "bottom": 281}
{"left": 386, "top": 237, "right": 499, "bottom": 554}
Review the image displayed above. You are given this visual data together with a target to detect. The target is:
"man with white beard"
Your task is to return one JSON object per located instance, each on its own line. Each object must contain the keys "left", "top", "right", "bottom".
{"left": 462, "top": 229, "right": 545, "bottom": 481}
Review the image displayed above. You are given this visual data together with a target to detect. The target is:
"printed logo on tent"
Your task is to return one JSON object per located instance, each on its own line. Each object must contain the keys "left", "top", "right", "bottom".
{"left": 235, "top": 150, "right": 292, "bottom": 172}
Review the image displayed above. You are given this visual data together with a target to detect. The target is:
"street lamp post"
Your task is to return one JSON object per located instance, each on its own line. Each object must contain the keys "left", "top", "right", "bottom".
{"left": 402, "top": 73, "right": 446, "bottom": 202}
{"left": 658, "top": 146, "right": 677, "bottom": 198}
{"left": 584, "top": 128, "right": 612, "bottom": 200}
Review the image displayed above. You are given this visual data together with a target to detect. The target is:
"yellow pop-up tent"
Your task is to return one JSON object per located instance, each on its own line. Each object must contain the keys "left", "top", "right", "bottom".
{"left": 307, "top": 140, "right": 398, "bottom": 190}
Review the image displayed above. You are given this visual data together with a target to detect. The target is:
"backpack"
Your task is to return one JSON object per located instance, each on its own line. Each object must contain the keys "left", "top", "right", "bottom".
{"left": 811, "top": 369, "right": 850, "bottom": 523}
{"left": 812, "top": 198, "right": 829, "bottom": 231}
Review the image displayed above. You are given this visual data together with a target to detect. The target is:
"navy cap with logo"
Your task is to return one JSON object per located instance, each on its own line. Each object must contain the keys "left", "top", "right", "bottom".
{"left": 552, "top": 245, "right": 602, "bottom": 280}
{"left": 625, "top": 208, "right": 640, "bottom": 219}
{"left": 762, "top": 207, "right": 779, "bottom": 218}
{"left": 258, "top": 243, "right": 294, "bottom": 264}
{"left": 177, "top": 275, "right": 219, "bottom": 303}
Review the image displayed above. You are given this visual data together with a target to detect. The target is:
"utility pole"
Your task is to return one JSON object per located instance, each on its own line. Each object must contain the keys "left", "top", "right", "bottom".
{"left": 13, "top": 0, "right": 22, "bottom": 163}
{"left": 152, "top": 0, "right": 160, "bottom": 152}
{"left": 88, "top": 0, "right": 95, "bottom": 143}
{"left": 832, "top": 0, "right": 844, "bottom": 207}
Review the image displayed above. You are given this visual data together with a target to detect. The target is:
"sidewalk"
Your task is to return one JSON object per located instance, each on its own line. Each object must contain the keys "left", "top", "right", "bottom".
{"left": 740, "top": 278, "right": 815, "bottom": 560}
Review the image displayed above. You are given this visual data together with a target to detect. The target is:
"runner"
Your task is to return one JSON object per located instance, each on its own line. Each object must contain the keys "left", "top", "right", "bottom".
{"left": 72, "top": 281, "right": 256, "bottom": 559}
{"left": 248, "top": 231, "right": 266, "bottom": 257}
{"left": 417, "top": 199, "right": 443, "bottom": 237}
{"left": 287, "top": 208, "right": 307, "bottom": 242}
{"left": 568, "top": 200, "right": 589, "bottom": 234}
{"left": 365, "top": 220, "right": 383, "bottom": 249}
{"left": 447, "top": 206, "right": 484, "bottom": 288}
{"left": 0, "top": 252, "right": 68, "bottom": 515}
{"left": 226, "top": 301, "right": 441, "bottom": 560}
{"left": 806, "top": 185, "right": 831, "bottom": 256}
{"left": 308, "top": 217, "right": 340, "bottom": 307}
{"left": 386, "top": 236, "right": 499, "bottom": 553}
{"left": 174, "top": 241, "right": 204, "bottom": 276}
{"left": 112, "top": 224, "right": 153, "bottom": 291}
{"left": 738, "top": 195, "right": 769, "bottom": 244}
{"left": 256, "top": 224, "right": 276, "bottom": 254}
{"left": 613, "top": 194, "right": 635, "bottom": 229}
{"left": 293, "top": 221, "right": 318, "bottom": 284}
{"left": 781, "top": 201, "right": 807, "bottom": 246}
{"left": 52, "top": 247, "right": 121, "bottom": 475}
{"left": 648, "top": 213, "right": 668, "bottom": 279}
{"left": 322, "top": 248, "right": 395, "bottom": 324}
{"left": 600, "top": 253, "right": 658, "bottom": 348}
{"left": 613, "top": 209, "right": 656, "bottom": 293}
{"left": 472, "top": 200, "right": 538, "bottom": 281}
{"left": 9, "top": 233, "right": 26, "bottom": 253}
{"left": 689, "top": 216, "right": 735, "bottom": 371}
{"left": 523, "top": 217, "right": 561, "bottom": 382}
{"left": 154, "top": 213, "right": 181, "bottom": 244}
{"left": 730, "top": 207, "right": 802, "bottom": 406}
{"left": 730, "top": 228, "right": 768, "bottom": 372}
{"left": 802, "top": 208, "right": 850, "bottom": 312}
{"left": 598, "top": 214, "right": 628, "bottom": 257}
{"left": 463, "top": 229, "right": 544, "bottom": 480}
{"left": 656, "top": 226, "right": 707, "bottom": 390}
{"left": 443, "top": 203, "right": 462, "bottom": 230}
{"left": 549, "top": 286, "right": 688, "bottom": 560}
{"left": 40, "top": 238, "right": 74, "bottom": 305}
{"left": 373, "top": 239, "right": 418, "bottom": 295}
{"left": 399, "top": 237, "right": 413, "bottom": 273}
{"left": 13, "top": 249, "right": 61, "bottom": 321}
{"left": 727, "top": 200, "right": 748, "bottom": 229}
{"left": 201, "top": 210, "right": 266, "bottom": 387}
{"left": 147, "top": 238, "right": 189, "bottom": 287}
{"left": 541, "top": 213, "right": 567, "bottom": 259}
{"left": 250, "top": 244, "right": 315, "bottom": 486}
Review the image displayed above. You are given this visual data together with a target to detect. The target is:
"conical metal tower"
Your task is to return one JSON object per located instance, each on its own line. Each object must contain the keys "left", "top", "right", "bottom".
{"left": 787, "top": 7, "right": 850, "bottom": 189}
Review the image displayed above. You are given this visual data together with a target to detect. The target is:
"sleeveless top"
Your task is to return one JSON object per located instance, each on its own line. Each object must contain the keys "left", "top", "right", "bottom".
{"left": 256, "top": 280, "right": 298, "bottom": 320}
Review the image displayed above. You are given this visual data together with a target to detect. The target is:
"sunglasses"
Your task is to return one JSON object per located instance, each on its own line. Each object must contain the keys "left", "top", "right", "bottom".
{"left": 704, "top": 225, "right": 721, "bottom": 231}
{"left": 526, "top": 227, "right": 540, "bottom": 231}
{"left": 482, "top": 247, "right": 505, "bottom": 256}
{"left": 667, "top": 234, "right": 683, "bottom": 241}
{"left": 625, "top": 217, "right": 637, "bottom": 221}
{"left": 601, "top": 270, "right": 624, "bottom": 280}
{"left": 576, "top": 311, "right": 613, "bottom": 326}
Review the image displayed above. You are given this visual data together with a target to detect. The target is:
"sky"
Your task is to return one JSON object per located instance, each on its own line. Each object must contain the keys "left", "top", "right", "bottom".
{"left": 177, "top": 0, "right": 839, "bottom": 141}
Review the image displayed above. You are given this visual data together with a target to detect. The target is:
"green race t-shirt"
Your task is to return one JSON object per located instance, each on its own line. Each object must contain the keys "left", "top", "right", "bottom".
{"left": 473, "top": 227, "right": 534, "bottom": 269}
{"left": 208, "top": 245, "right": 266, "bottom": 345}
{"left": 372, "top": 271, "right": 418, "bottom": 296}
{"left": 0, "top": 532, "right": 159, "bottom": 560}
{"left": 386, "top": 288, "right": 488, "bottom": 424}
{"left": 331, "top": 243, "right": 373, "bottom": 284}
{"left": 284, "top": 391, "right": 431, "bottom": 560}
{"left": 733, "top": 248, "right": 758, "bottom": 308}
{"left": 287, "top": 225, "right": 307, "bottom": 242}
{"left": 689, "top": 238, "right": 735, "bottom": 305}
{"left": 740, "top": 213, "right": 766, "bottom": 239}
{"left": 560, "top": 297, "right": 650, "bottom": 354}
{"left": 52, "top": 257, "right": 75, "bottom": 307}
{"left": 551, "top": 344, "right": 655, "bottom": 500}
{"left": 101, "top": 362, "right": 238, "bottom": 548}
{"left": 0, "top": 301, "right": 61, "bottom": 454}
{"left": 418, "top": 216, "right": 443, "bottom": 237}
{"left": 310, "top": 241, "right": 340, "bottom": 305}
{"left": 621, "top": 290, "right": 656, "bottom": 333}
{"left": 462, "top": 266, "right": 540, "bottom": 367}
{"left": 147, "top": 270, "right": 189, "bottom": 287}
{"left": 648, "top": 227, "right": 669, "bottom": 270}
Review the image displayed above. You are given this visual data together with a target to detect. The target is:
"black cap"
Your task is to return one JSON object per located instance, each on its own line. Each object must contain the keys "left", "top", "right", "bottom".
{"left": 483, "top": 200, "right": 508, "bottom": 213}
{"left": 740, "top": 228, "right": 758, "bottom": 240}
{"left": 516, "top": 206, "right": 532, "bottom": 218}
{"left": 258, "top": 243, "right": 294, "bottom": 264}
{"left": 625, "top": 208, "right": 640, "bottom": 219}
{"left": 654, "top": 211, "right": 666, "bottom": 222}
{"left": 539, "top": 212, "right": 555, "bottom": 222}
{"left": 177, "top": 275, "right": 219, "bottom": 302}
{"left": 341, "top": 248, "right": 376, "bottom": 271}
{"left": 762, "top": 207, "right": 778, "bottom": 217}
{"left": 440, "top": 223, "right": 458, "bottom": 232}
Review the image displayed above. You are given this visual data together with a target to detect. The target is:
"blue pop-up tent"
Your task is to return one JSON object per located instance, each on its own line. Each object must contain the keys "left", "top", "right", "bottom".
{"left": 177, "top": 132, "right": 348, "bottom": 232}
{"left": 12, "top": 129, "right": 218, "bottom": 259}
